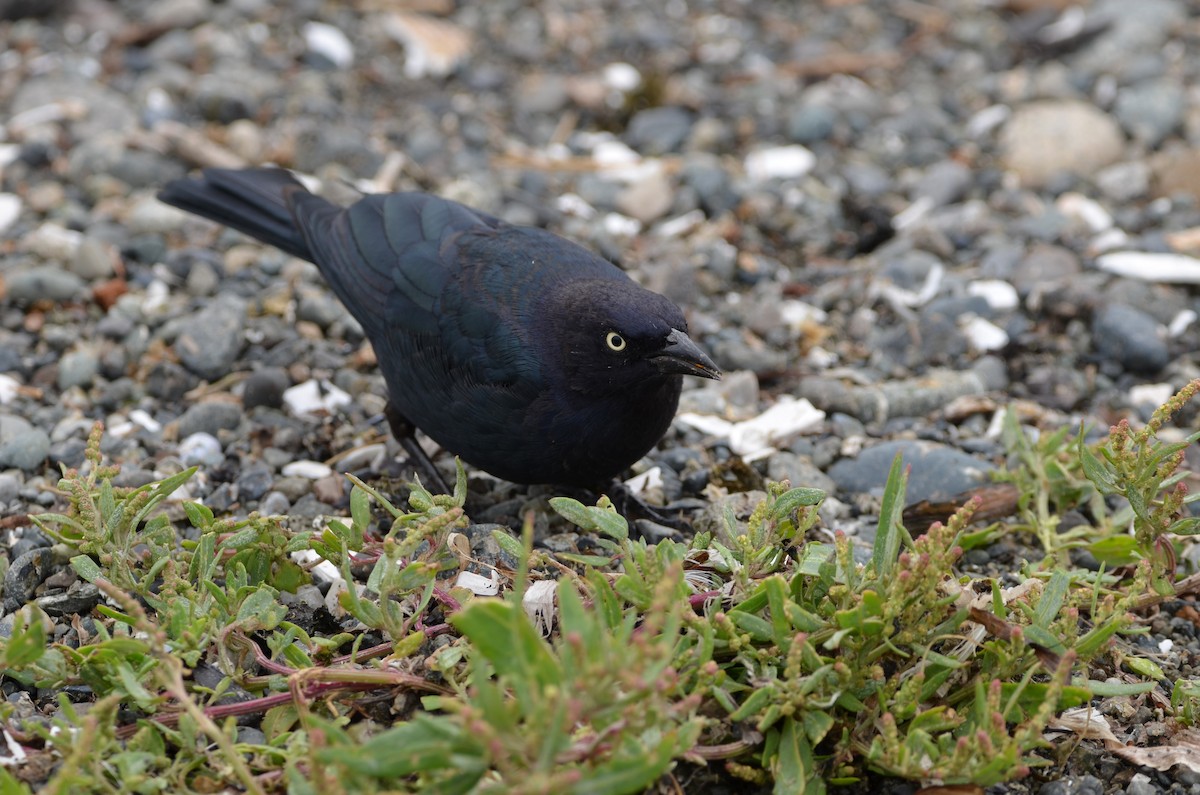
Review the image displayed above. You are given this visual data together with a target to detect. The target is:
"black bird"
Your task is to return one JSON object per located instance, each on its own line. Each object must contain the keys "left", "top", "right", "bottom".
{"left": 158, "top": 167, "right": 719, "bottom": 487}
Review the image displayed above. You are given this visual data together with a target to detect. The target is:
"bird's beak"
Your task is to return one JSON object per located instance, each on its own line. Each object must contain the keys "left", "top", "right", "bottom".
{"left": 651, "top": 328, "right": 721, "bottom": 380}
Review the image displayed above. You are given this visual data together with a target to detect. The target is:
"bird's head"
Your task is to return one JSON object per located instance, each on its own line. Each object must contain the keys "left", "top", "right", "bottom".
{"left": 552, "top": 280, "right": 721, "bottom": 394}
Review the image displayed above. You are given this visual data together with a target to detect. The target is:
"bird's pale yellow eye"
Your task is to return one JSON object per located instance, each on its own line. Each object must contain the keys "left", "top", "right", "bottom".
{"left": 605, "top": 331, "right": 627, "bottom": 351}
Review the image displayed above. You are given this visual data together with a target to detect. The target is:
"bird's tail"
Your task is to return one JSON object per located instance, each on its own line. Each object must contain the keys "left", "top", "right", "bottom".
{"left": 157, "top": 167, "right": 319, "bottom": 262}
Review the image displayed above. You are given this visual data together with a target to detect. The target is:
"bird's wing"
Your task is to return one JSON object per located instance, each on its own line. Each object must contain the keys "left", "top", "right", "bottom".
{"left": 286, "top": 191, "right": 502, "bottom": 338}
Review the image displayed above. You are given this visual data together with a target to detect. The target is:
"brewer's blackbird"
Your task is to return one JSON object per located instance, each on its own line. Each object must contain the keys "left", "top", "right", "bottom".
{"left": 158, "top": 167, "right": 719, "bottom": 487}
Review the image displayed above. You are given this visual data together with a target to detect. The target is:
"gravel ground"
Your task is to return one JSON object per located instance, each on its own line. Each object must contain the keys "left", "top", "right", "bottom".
{"left": 3, "top": 0, "right": 1200, "bottom": 792}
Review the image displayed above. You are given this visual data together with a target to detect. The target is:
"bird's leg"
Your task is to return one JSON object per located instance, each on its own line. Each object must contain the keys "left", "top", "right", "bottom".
{"left": 384, "top": 401, "right": 452, "bottom": 495}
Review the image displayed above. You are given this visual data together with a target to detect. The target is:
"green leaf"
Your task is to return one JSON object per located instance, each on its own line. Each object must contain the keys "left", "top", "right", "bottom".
{"left": 1033, "top": 569, "right": 1070, "bottom": 628}
{"left": 3, "top": 607, "right": 47, "bottom": 668}
{"left": 183, "top": 501, "right": 214, "bottom": 527}
{"left": 1124, "top": 655, "right": 1165, "bottom": 680}
{"left": 451, "top": 599, "right": 562, "bottom": 689}
{"left": 773, "top": 717, "right": 822, "bottom": 795}
{"left": 871, "top": 454, "right": 909, "bottom": 579}
{"left": 235, "top": 587, "right": 285, "bottom": 632}
{"left": 350, "top": 485, "right": 370, "bottom": 531}
{"left": 769, "top": 487, "right": 825, "bottom": 522}
{"left": 70, "top": 554, "right": 103, "bottom": 583}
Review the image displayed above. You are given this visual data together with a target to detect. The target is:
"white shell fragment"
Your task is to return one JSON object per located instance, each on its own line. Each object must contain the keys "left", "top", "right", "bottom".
{"left": 678, "top": 397, "right": 826, "bottom": 458}
{"left": 961, "top": 315, "right": 1009, "bottom": 352}
{"left": 1056, "top": 192, "right": 1112, "bottom": 232}
{"left": 745, "top": 145, "right": 815, "bottom": 182}
{"left": 1095, "top": 251, "right": 1200, "bottom": 284}
{"left": 303, "top": 22, "right": 355, "bottom": 69}
{"left": 967, "top": 279, "right": 1019, "bottom": 311}
{"left": 281, "top": 460, "right": 334, "bottom": 479}
{"left": 0, "top": 374, "right": 20, "bottom": 405}
{"left": 283, "top": 378, "right": 352, "bottom": 417}
{"left": 624, "top": 465, "right": 663, "bottom": 496}
{"left": 454, "top": 570, "right": 501, "bottom": 597}
{"left": 0, "top": 194, "right": 21, "bottom": 235}
{"left": 1169, "top": 309, "right": 1197, "bottom": 338}
{"left": 522, "top": 580, "right": 558, "bottom": 636}
{"left": 1129, "top": 383, "right": 1175, "bottom": 408}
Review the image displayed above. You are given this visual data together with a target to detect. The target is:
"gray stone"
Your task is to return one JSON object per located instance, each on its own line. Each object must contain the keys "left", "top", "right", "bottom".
{"left": 0, "top": 418, "right": 50, "bottom": 472}
{"left": 236, "top": 460, "right": 274, "bottom": 501}
{"left": 4, "top": 265, "right": 86, "bottom": 304}
{"left": 57, "top": 349, "right": 100, "bottom": 391}
{"left": 1092, "top": 303, "right": 1169, "bottom": 374}
{"left": 259, "top": 491, "right": 292, "bottom": 515}
{"left": 70, "top": 237, "right": 117, "bottom": 282}
{"left": 787, "top": 103, "right": 837, "bottom": 144}
{"left": 176, "top": 402, "right": 243, "bottom": 439}
{"left": 915, "top": 160, "right": 972, "bottom": 206}
{"left": 625, "top": 106, "right": 694, "bottom": 156}
{"left": 766, "top": 452, "right": 836, "bottom": 494}
{"left": 1113, "top": 79, "right": 1184, "bottom": 147}
{"left": 242, "top": 368, "right": 291, "bottom": 410}
{"left": 615, "top": 170, "right": 674, "bottom": 224}
{"left": 827, "top": 440, "right": 995, "bottom": 504}
{"left": 176, "top": 297, "right": 247, "bottom": 381}
{"left": 0, "top": 472, "right": 20, "bottom": 503}
{"left": 179, "top": 432, "right": 224, "bottom": 468}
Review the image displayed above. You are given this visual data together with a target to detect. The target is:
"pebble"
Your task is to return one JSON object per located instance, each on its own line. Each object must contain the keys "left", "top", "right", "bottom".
{"left": 0, "top": 194, "right": 20, "bottom": 234}
{"left": 0, "top": 417, "right": 51, "bottom": 472}
{"left": 242, "top": 368, "right": 291, "bottom": 410}
{"left": 57, "top": 349, "right": 100, "bottom": 390}
{"left": 1000, "top": 100, "right": 1124, "bottom": 187}
{"left": 179, "top": 432, "right": 224, "bottom": 467}
{"left": 175, "top": 296, "right": 247, "bottom": 381}
{"left": 235, "top": 460, "right": 274, "bottom": 501}
{"left": 281, "top": 460, "right": 334, "bottom": 480}
{"left": 1092, "top": 303, "right": 1169, "bottom": 374}
{"left": 176, "top": 402, "right": 243, "bottom": 438}
{"left": 827, "top": 440, "right": 995, "bottom": 504}
{"left": 625, "top": 106, "right": 694, "bottom": 155}
{"left": 615, "top": 170, "right": 674, "bottom": 224}
{"left": 5, "top": 265, "right": 87, "bottom": 304}
{"left": 744, "top": 145, "right": 815, "bottom": 182}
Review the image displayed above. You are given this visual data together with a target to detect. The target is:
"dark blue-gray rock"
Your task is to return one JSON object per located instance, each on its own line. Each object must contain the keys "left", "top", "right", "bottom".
{"left": 625, "top": 106, "right": 694, "bottom": 155}
{"left": 176, "top": 296, "right": 246, "bottom": 381}
{"left": 57, "top": 349, "right": 100, "bottom": 390}
{"left": 4, "top": 264, "right": 87, "bottom": 304}
{"left": 3, "top": 547, "right": 56, "bottom": 612}
{"left": 682, "top": 160, "right": 739, "bottom": 217}
{"left": 48, "top": 437, "right": 87, "bottom": 470}
{"left": 827, "top": 440, "right": 995, "bottom": 504}
{"left": 1112, "top": 79, "right": 1184, "bottom": 147}
{"left": 242, "top": 367, "right": 291, "bottom": 410}
{"left": 1092, "top": 303, "right": 1169, "bottom": 374}
{"left": 176, "top": 401, "right": 243, "bottom": 439}
{"left": 787, "top": 103, "right": 837, "bottom": 144}
{"left": 236, "top": 460, "right": 274, "bottom": 501}
{"left": 37, "top": 583, "right": 101, "bottom": 617}
{"left": 146, "top": 361, "right": 199, "bottom": 402}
